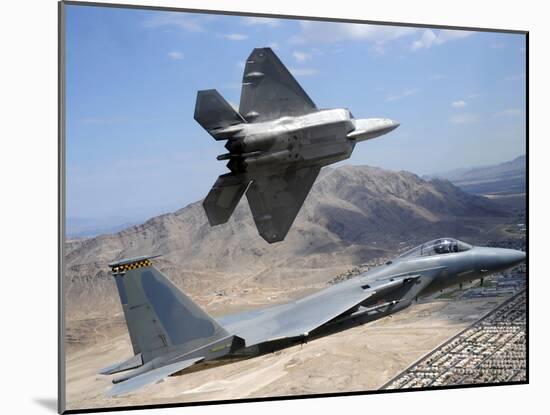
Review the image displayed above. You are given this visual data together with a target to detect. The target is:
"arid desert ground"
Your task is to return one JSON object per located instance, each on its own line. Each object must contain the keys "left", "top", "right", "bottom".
{"left": 63, "top": 163, "right": 526, "bottom": 411}
{"left": 65, "top": 292, "right": 505, "bottom": 411}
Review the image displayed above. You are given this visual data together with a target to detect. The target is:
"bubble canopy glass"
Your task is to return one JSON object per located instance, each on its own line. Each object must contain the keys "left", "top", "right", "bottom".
{"left": 395, "top": 238, "right": 473, "bottom": 260}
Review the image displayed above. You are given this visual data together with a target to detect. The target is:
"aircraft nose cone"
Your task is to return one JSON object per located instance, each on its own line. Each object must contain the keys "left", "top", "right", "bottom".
{"left": 506, "top": 249, "right": 526, "bottom": 266}
{"left": 388, "top": 120, "right": 400, "bottom": 131}
{"left": 494, "top": 248, "right": 526, "bottom": 270}
{"left": 475, "top": 247, "right": 526, "bottom": 274}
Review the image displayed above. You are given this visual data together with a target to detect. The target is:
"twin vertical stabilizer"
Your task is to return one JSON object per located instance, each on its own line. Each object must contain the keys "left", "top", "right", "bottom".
{"left": 108, "top": 256, "right": 229, "bottom": 359}
{"left": 102, "top": 256, "right": 245, "bottom": 396}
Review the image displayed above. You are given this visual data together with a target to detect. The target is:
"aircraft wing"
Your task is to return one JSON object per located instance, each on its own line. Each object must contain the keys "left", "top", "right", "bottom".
{"left": 246, "top": 166, "right": 320, "bottom": 243}
{"left": 220, "top": 275, "right": 420, "bottom": 346}
{"left": 239, "top": 48, "right": 318, "bottom": 123}
{"left": 107, "top": 357, "right": 204, "bottom": 397}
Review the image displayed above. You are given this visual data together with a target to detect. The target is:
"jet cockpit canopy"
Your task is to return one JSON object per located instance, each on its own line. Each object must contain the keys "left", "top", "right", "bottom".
{"left": 395, "top": 238, "right": 472, "bottom": 260}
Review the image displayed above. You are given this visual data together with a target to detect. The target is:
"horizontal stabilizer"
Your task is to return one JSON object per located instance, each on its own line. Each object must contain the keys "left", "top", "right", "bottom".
{"left": 107, "top": 357, "right": 204, "bottom": 397}
{"left": 99, "top": 354, "right": 143, "bottom": 376}
{"left": 194, "top": 89, "right": 245, "bottom": 140}
{"left": 203, "top": 173, "right": 250, "bottom": 226}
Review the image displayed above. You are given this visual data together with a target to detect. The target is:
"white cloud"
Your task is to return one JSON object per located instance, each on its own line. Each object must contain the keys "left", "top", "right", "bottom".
{"left": 386, "top": 88, "right": 418, "bottom": 102}
{"left": 494, "top": 108, "right": 523, "bottom": 117}
{"left": 293, "top": 23, "right": 472, "bottom": 54}
{"left": 236, "top": 61, "right": 246, "bottom": 69}
{"left": 505, "top": 73, "right": 525, "bottom": 81}
{"left": 222, "top": 33, "right": 248, "bottom": 41}
{"left": 268, "top": 42, "right": 279, "bottom": 50}
{"left": 452, "top": 100, "right": 467, "bottom": 108}
{"left": 289, "top": 35, "right": 305, "bottom": 45}
{"left": 241, "top": 17, "right": 280, "bottom": 27}
{"left": 468, "top": 93, "right": 481, "bottom": 99}
{"left": 432, "top": 74, "right": 446, "bottom": 80}
{"left": 292, "top": 21, "right": 418, "bottom": 50}
{"left": 288, "top": 67, "right": 318, "bottom": 77}
{"left": 293, "top": 51, "right": 312, "bottom": 63}
{"left": 167, "top": 51, "right": 184, "bottom": 60}
{"left": 411, "top": 29, "right": 473, "bottom": 51}
{"left": 450, "top": 113, "right": 479, "bottom": 124}
{"left": 143, "top": 13, "right": 204, "bottom": 32}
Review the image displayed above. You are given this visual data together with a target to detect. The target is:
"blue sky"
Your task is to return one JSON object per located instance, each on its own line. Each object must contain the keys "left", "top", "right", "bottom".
{"left": 65, "top": 4, "right": 526, "bottom": 225}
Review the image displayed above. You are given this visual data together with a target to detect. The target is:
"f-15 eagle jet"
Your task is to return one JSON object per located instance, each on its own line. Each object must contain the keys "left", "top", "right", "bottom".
{"left": 194, "top": 47, "right": 399, "bottom": 243}
{"left": 100, "top": 238, "right": 525, "bottom": 396}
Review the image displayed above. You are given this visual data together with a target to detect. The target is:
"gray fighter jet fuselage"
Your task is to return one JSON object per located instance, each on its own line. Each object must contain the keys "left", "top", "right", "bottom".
{"left": 195, "top": 48, "right": 399, "bottom": 243}
{"left": 101, "top": 238, "right": 525, "bottom": 397}
{"left": 218, "top": 109, "right": 398, "bottom": 174}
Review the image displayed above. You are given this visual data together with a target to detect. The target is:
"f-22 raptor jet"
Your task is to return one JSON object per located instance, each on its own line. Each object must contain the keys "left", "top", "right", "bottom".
{"left": 194, "top": 47, "right": 399, "bottom": 243}
{"left": 100, "top": 238, "right": 525, "bottom": 396}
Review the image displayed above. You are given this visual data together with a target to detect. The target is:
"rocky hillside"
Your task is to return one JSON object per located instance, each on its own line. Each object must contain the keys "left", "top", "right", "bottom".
{"left": 64, "top": 165, "right": 507, "bottom": 318}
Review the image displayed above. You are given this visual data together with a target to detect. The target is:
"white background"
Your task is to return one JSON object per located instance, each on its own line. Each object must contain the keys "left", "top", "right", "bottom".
{"left": 0, "top": 0, "right": 545, "bottom": 414}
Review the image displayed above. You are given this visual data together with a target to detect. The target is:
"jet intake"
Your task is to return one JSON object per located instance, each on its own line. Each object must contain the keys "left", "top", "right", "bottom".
{"left": 226, "top": 134, "right": 277, "bottom": 153}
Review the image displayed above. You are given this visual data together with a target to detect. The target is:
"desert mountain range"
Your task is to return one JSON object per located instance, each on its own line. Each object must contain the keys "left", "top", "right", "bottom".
{"left": 429, "top": 155, "right": 526, "bottom": 195}
{"left": 65, "top": 165, "right": 509, "bottom": 319}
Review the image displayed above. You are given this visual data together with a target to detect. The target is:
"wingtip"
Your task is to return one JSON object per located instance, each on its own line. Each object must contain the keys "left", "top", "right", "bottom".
{"left": 260, "top": 231, "right": 284, "bottom": 244}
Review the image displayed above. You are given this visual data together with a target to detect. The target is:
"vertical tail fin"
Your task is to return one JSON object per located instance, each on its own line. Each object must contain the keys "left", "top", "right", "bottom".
{"left": 109, "top": 256, "right": 229, "bottom": 361}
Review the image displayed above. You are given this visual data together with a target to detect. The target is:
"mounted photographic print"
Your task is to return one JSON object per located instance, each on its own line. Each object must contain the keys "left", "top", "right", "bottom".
{"left": 59, "top": 1, "right": 528, "bottom": 413}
